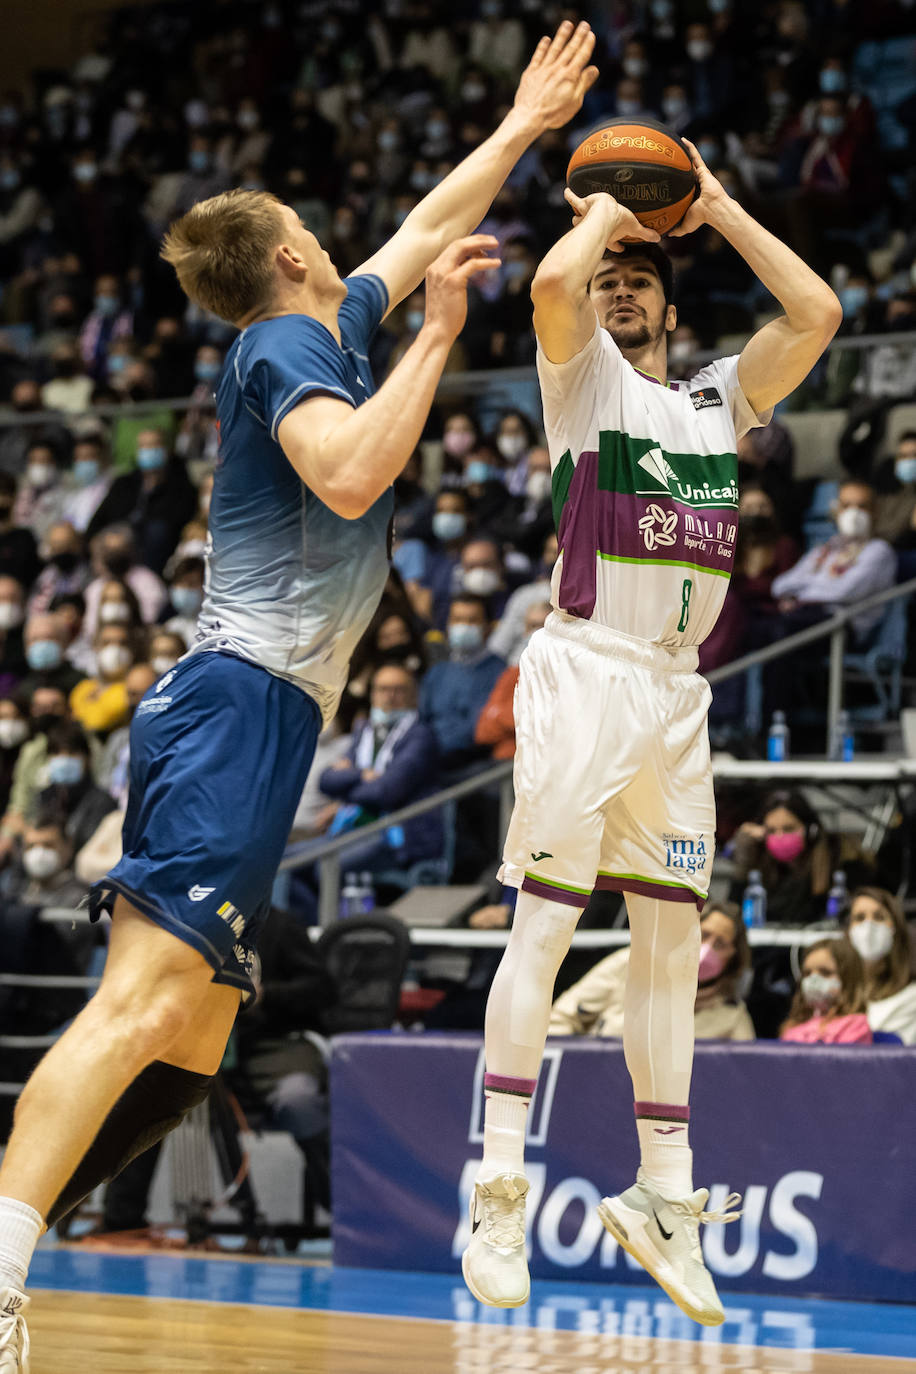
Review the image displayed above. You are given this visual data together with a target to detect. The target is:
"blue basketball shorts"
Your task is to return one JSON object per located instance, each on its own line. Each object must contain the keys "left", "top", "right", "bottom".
{"left": 89, "top": 650, "right": 322, "bottom": 995}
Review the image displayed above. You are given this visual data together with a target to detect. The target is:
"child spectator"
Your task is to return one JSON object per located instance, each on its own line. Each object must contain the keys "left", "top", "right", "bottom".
{"left": 780, "top": 938, "right": 872, "bottom": 1044}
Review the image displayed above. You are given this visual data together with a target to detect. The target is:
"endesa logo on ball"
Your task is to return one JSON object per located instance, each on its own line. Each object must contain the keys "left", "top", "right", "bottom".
{"left": 584, "top": 132, "right": 677, "bottom": 160}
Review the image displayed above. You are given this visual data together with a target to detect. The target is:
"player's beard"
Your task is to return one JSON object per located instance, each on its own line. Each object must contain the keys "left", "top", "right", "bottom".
{"left": 606, "top": 311, "right": 662, "bottom": 353}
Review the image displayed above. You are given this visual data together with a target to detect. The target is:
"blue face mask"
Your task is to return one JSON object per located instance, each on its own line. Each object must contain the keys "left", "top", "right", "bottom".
{"left": 697, "top": 139, "right": 720, "bottom": 166}
{"left": 0, "top": 169, "right": 19, "bottom": 191}
{"left": 136, "top": 445, "right": 167, "bottom": 471}
{"left": 839, "top": 285, "right": 868, "bottom": 318}
{"left": 405, "top": 309, "right": 424, "bottom": 334}
{"left": 73, "top": 457, "right": 100, "bottom": 487}
{"left": 94, "top": 294, "right": 119, "bottom": 316}
{"left": 74, "top": 163, "right": 98, "bottom": 184}
{"left": 189, "top": 150, "right": 210, "bottom": 173}
{"left": 26, "top": 639, "right": 62, "bottom": 671}
{"left": 819, "top": 68, "right": 846, "bottom": 94}
{"left": 170, "top": 585, "right": 202, "bottom": 617}
{"left": 369, "top": 705, "right": 409, "bottom": 729}
{"left": 503, "top": 260, "right": 530, "bottom": 283}
{"left": 432, "top": 511, "right": 466, "bottom": 543}
{"left": 47, "top": 754, "right": 84, "bottom": 786}
{"left": 195, "top": 360, "right": 220, "bottom": 383}
{"left": 448, "top": 621, "right": 484, "bottom": 653}
{"left": 895, "top": 457, "right": 916, "bottom": 486}
{"left": 107, "top": 354, "right": 127, "bottom": 374}
{"left": 465, "top": 460, "right": 501, "bottom": 486}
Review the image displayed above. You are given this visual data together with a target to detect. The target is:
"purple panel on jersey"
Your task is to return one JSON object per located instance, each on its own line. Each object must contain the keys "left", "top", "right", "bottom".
{"left": 555, "top": 450, "right": 599, "bottom": 618}
{"left": 596, "top": 492, "right": 738, "bottom": 576}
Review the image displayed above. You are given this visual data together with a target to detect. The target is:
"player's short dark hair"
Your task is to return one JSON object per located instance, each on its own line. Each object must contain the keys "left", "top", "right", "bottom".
{"left": 593, "top": 242, "right": 675, "bottom": 304}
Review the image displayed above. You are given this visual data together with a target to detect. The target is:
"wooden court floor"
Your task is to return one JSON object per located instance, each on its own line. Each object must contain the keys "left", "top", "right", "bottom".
{"left": 27, "top": 1290, "right": 915, "bottom": 1374}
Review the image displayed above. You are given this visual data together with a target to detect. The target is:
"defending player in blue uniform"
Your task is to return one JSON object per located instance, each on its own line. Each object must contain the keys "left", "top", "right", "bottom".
{"left": 0, "top": 24, "right": 601, "bottom": 1370}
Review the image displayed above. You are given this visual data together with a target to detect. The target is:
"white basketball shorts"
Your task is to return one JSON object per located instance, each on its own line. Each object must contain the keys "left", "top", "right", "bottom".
{"left": 499, "top": 611, "right": 715, "bottom": 910}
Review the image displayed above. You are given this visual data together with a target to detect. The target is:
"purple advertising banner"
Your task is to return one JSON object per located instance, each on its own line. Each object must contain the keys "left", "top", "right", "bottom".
{"left": 331, "top": 1034, "right": 916, "bottom": 1303}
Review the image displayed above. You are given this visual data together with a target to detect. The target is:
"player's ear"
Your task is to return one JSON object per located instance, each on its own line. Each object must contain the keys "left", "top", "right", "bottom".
{"left": 276, "top": 241, "right": 307, "bottom": 283}
{"left": 665, "top": 303, "right": 677, "bottom": 333}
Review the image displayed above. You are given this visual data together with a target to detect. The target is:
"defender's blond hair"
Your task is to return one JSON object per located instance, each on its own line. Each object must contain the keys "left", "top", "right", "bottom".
{"left": 160, "top": 189, "right": 287, "bottom": 324}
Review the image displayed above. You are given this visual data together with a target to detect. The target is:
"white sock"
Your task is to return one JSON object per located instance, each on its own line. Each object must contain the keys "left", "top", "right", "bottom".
{"left": 0, "top": 1196, "right": 43, "bottom": 1292}
{"left": 636, "top": 1111, "right": 693, "bottom": 1199}
{"left": 478, "top": 1076, "right": 535, "bottom": 1178}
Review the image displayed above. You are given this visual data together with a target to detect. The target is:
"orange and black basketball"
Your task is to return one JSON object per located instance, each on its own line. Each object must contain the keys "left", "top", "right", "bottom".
{"left": 566, "top": 116, "right": 698, "bottom": 235}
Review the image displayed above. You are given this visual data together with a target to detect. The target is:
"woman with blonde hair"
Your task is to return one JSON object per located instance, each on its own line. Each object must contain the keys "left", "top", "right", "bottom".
{"left": 780, "top": 938, "right": 872, "bottom": 1044}
{"left": 845, "top": 887, "right": 916, "bottom": 1044}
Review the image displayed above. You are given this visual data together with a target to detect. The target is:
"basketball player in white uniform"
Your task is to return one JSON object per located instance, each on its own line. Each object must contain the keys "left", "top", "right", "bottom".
{"left": 463, "top": 140, "right": 841, "bottom": 1323}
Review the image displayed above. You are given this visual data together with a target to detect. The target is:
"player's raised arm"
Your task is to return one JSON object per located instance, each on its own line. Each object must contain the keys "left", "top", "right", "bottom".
{"left": 351, "top": 20, "right": 599, "bottom": 315}
{"left": 278, "top": 236, "right": 499, "bottom": 518}
{"left": 531, "top": 189, "right": 659, "bottom": 364}
{"left": 669, "top": 138, "right": 842, "bottom": 413}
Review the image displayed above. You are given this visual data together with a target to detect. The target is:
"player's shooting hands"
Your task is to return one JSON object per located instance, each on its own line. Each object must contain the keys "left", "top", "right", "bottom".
{"left": 422, "top": 235, "right": 501, "bottom": 343}
{"left": 667, "top": 137, "right": 731, "bottom": 238}
{"left": 512, "top": 21, "right": 600, "bottom": 133}
{"left": 564, "top": 188, "right": 661, "bottom": 253}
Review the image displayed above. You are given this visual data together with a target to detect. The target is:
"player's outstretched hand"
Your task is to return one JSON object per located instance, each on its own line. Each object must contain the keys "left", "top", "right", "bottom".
{"left": 423, "top": 235, "right": 501, "bottom": 343}
{"left": 564, "top": 188, "right": 661, "bottom": 253}
{"left": 513, "top": 20, "right": 600, "bottom": 133}
{"left": 667, "top": 137, "right": 731, "bottom": 237}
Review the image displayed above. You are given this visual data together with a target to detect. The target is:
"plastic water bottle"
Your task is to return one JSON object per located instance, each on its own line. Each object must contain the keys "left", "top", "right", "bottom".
{"left": 826, "top": 869, "right": 848, "bottom": 922}
{"left": 831, "top": 710, "right": 855, "bottom": 762}
{"left": 358, "top": 871, "right": 376, "bottom": 914}
{"left": 767, "top": 710, "right": 790, "bottom": 762}
{"left": 340, "top": 871, "right": 361, "bottom": 919}
{"left": 742, "top": 869, "right": 767, "bottom": 928}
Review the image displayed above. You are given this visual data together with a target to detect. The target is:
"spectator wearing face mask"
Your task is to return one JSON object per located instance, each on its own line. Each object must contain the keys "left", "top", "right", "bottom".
{"left": 419, "top": 594, "right": 505, "bottom": 769}
{"left": 147, "top": 629, "right": 186, "bottom": 680}
{"left": 174, "top": 346, "right": 223, "bottom": 469}
{"left": 493, "top": 410, "right": 537, "bottom": 496}
{"left": 780, "top": 938, "right": 872, "bottom": 1045}
{"left": 0, "top": 695, "right": 29, "bottom": 813}
{"left": 27, "top": 522, "right": 88, "bottom": 617}
{"left": 440, "top": 412, "right": 482, "bottom": 484}
{"left": 6, "top": 810, "right": 88, "bottom": 910}
{"left": 78, "top": 273, "right": 134, "bottom": 381}
{"left": 86, "top": 428, "right": 197, "bottom": 574}
{"left": 394, "top": 489, "right": 471, "bottom": 629}
{"left": 0, "top": 677, "right": 75, "bottom": 873}
{"left": 162, "top": 556, "right": 204, "bottom": 644}
{"left": 548, "top": 901, "right": 754, "bottom": 1042}
{"left": 0, "top": 576, "right": 26, "bottom": 695}
{"left": 96, "top": 662, "right": 157, "bottom": 809}
{"left": 82, "top": 527, "right": 167, "bottom": 641}
{"left": 59, "top": 437, "right": 115, "bottom": 534}
{"left": 771, "top": 479, "right": 896, "bottom": 640}
{"left": 844, "top": 887, "right": 916, "bottom": 1045}
{"left": 13, "top": 441, "right": 68, "bottom": 542}
{"left": 41, "top": 343, "right": 94, "bottom": 416}
{"left": 319, "top": 664, "right": 442, "bottom": 872}
{"left": 456, "top": 538, "right": 508, "bottom": 622}
{"left": 475, "top": 601, "right": 551, "bottom": 760}
{"left": 37, "top": 721, "right": 116, "bottom": 853}
{"left": 69, "top": 623, "right": 134, "bottom": 738}
{"left": 486, "top": 447, "right": 555, "bottom": 562}
{"left": 488, "top": 533, "right": 557, "bottom": 664}
{"left": 0, "top": 471, "right": 40, "bottom": 588}
{"left": 21, "top": 611, "right": 83, "bottom": 698}
{"left": 873, "top": 431, "right": 916, "bottom": 555}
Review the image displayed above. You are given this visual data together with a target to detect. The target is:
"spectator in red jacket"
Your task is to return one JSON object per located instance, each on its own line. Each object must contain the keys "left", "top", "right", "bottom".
{"left": 475, "top": 601, "right": 551, "bottom": 760}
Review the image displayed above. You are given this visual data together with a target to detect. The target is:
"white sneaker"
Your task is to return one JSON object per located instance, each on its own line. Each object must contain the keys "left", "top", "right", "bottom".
{"left": 461, "top": 1173, "right": 530, "bottom": 1308}
{"left": 598, "top": 1169, "right": 741, "bottom": 1326}
{"left": 0, "top": 1287, "right": 30, "bottom": 1374}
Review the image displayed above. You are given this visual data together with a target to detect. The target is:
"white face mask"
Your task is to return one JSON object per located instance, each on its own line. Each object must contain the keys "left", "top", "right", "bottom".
{"left": 27, "top": 462, "right": 55, "bottom": 489}
{"left": 23, "top": 845, "right": 61, "bottom": 880}
{"left": 0, "top": 718, "right": 28, "bottom": 749}
{"left": 150, "top": 654, "right": 178, "bottom": 676}
{"left": 97, "top": 643, "right": 132, "bottom": 677}
{"left": 801, "top": 971, "right": 842, "bottom": 1011}
{"left": 836, "top": 506, "right": 871, "bottom": 540}
{"left": 99, "top": 601, "right": 131, "bottom": 624}
{"left": 0, "top": 601, "right": 23, "bottom": 630}
{"left": 526, "top": 470, "right": 552, "bottom": 503}
{"left": 463, "top": 567, "right": 501, "bottom": 597}
{"left": 496, "top": 433, "right": 527, "bottom": 462}
{"left": 848, "top": 920, "right": 895, "bottom": 964}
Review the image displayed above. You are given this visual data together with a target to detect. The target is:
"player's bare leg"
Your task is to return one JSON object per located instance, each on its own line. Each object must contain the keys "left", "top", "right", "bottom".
{"left": 462, "top": 890, "right": 581, "bottom": 1307}
{"left": 0, "top": 896, "right": 239, "bottom": 1371}
{"left": 598, "top": 893, "right": 741, "bottom": 1326}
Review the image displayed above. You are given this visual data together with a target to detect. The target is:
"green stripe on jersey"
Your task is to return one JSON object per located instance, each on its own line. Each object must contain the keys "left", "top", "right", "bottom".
{"left": 597, "top": 551, "right": 731, "bottom": 578}
{"left": 595, "top": 428, "right": 737, "bottom": 505}
{"left": 523, "top": 870, "right": 592, "bottom": 896}
{"left": 551, "top": 450, "right": 575, "bottom": 530}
